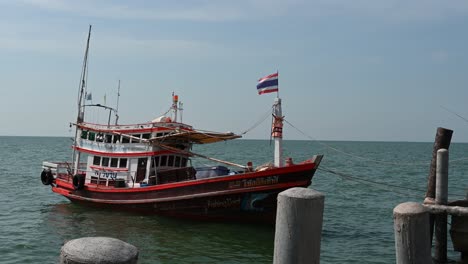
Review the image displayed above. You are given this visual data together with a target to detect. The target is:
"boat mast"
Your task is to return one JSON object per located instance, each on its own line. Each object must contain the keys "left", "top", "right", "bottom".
{"left": 115, "top": 80, "right": 120, "bottom": 125}
{"left": 272, "top": 71, "right": 283, "bottom": 167}
{"left": 272, "top": 97, "right": 283, "bottom": 167}
{"left": 72, "top": 25, "right": 92, "bottom": 174}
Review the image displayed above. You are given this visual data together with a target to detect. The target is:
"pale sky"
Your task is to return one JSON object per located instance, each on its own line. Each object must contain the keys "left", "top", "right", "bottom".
{"left": 1, "top": 0, "right": 468, "bottom": 142}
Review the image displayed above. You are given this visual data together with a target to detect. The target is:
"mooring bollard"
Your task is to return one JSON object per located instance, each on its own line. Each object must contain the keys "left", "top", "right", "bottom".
{"left": 394, "top": 202, "right": 432, "bottom": 264}
{"left": 60, "top": 237, "right": 139, "bottom": 264}
{"left": 435, "top": 148, "right": 449, "bottom": 262}
{"left": 273, "top": 187, "right": 324, "bottom": 264}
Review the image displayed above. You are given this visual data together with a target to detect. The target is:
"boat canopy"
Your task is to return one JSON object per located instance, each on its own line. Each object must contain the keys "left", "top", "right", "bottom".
{"left": 150, "top": 130, "right": 241, "bottom": 144}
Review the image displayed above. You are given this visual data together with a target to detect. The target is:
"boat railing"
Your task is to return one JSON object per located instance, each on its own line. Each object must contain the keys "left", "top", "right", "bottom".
{"left": 42, "top": 162, "right": 87, "bottom": 175}
{"left": 80, "top": 121, "right": 192, "bottom": 132}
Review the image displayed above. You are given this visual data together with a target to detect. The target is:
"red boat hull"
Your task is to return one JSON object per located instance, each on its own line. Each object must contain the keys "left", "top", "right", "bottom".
{"left": 51, "top": 161, "right": 320, "bottom": 223}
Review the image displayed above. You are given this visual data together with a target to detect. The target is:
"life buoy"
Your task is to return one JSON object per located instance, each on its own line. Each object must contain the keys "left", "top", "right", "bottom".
{"left": 41, "top": 170, "right": 54, "bottom": 185}
{"left": 73, "top": 174, "right": 85, "bottom": 190}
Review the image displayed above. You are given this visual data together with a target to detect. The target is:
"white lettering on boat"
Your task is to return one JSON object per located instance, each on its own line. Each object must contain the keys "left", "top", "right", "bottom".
{"left": 228, "top": 176, "right": 279, "bottom": 189}
{"left": 94, "top": 170, "right": 117, "bottom": 180}
{"left": 207, "top": 197, "right": 241, "bottom": 208}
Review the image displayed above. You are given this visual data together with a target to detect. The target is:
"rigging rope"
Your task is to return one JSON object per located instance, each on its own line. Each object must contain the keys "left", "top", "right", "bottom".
{"left": 283, "top": 118, "right": 432, "bottom": 167}
{"left": 318, "top": 166, "right": 466, "bottom": 199}
{"left": 239, "top": 106, "right": 273, "bottom": 135}
{"left": 284, "top": 117, "right": 468, "bottom": 166}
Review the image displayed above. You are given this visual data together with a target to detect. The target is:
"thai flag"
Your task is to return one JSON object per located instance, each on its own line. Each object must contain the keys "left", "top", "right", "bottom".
{"left": 257, "top": 73, "right": 278, "bottom": 95}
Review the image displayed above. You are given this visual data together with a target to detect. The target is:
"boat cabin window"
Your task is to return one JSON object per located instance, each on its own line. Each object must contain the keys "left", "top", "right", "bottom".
{"left": 105, "top": 134, "right": 112, "bottom": 143}
{"left": 142, "top": 133, "right": 151, "bottom": 140}
{"left": 110, "top": 158, "right": 119, "bottom": 167}
{"left": 155, "top": 132, "right": 171, "bottom": 138}
{"left": 150, "top": 155, "right": 187, "bottom": 168}
{"left": 88, "top": 132, "right": 96, "bottom": 141}
{"left": 96, "top": 133, "right": 104, "bottom": 142}
{"left": 151, "top": 156, "right": 160, "bottom": 168}
{"left": 121, "top": 136, "right": 130, "bottom": 144}
{"left": 113, "top": 135, "right": 121, "bottom": 143}
{"left": 131, "top": 134, "right": 141, "bottom": 143}
{"left": 93, "top": 156, "right": 127, "bottom": 168}
{"left": 119, "top": 158, "right": 127, "bottom": 168}
{"left": 160, "top": 156, "right": 167, "bottom": 166}
{"left": 81, "top": 130, "right": 88, "bottom": 139}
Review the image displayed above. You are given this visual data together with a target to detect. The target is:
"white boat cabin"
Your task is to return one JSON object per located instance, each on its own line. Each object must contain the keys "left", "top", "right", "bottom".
{"left": 75, "top": 121, "right": 195, "bottom": 187}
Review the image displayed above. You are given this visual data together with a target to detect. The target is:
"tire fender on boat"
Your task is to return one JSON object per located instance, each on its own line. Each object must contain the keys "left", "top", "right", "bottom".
{"left": 41, "top": 170, "right": 54, "bottom": 185}
{"left": 73, "top": 174, "right": 85, "bottom": 190}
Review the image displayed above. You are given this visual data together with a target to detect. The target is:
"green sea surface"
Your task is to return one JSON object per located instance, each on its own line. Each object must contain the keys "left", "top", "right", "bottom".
{"left": 1, "top": 136, "right": 467, "bottom": 263}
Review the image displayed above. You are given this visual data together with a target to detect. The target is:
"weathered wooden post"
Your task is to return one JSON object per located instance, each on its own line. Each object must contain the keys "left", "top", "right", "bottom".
{"left": 273, "top": 187, "right": 324, "bottom": 264}
{"left": 60, "top": 237, "right": 139, "bottom": 264}
{"left": 426, "top": 127, "right": 453, "bottom": 200}
{"left": 425, "top": 127, "right": 452, "bottom": 246}
{"left": 394, "top": 202, "right": 432, "bottom": 264}
{"left": 434, "top": 148, "right": 449, "bottom": 262}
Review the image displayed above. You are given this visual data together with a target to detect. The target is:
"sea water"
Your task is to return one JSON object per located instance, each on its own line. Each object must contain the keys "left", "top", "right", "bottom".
{"left": 1, "top": 136, "right": 467, "bottom": 263}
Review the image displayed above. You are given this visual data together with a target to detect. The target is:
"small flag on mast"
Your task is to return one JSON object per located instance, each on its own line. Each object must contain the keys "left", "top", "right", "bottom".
{"left": 257, "top": 72, "right": 278, "bottom": 95}
{"left": 85, "top": 92, "right": 92, "bottom": 101}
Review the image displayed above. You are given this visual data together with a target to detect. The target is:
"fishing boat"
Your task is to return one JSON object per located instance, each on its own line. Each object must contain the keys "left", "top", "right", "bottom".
{"left": 40, "top": 26, "right": 323, "bottom": 223}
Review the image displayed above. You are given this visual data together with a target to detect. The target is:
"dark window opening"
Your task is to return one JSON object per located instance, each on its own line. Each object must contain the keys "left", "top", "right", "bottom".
{"left": 152, "top": 156, "right": 160, "bottom": 168}
{"left": 96, "top": 133, "right": 104, "bottom": 142}
{"left": 105, "top": 134, "right": 112, "bottom": 143}
{"left": 110, "top": 158, "right": 118, "bottom": 167}
{"left": 181, "top": 157, "right": 187, "bottom": 167}
{"left": 160, "top": 156, "right": 167, "bottom": 166}
{"left": 168, "top": 156, "right": 174, "bottom": 167}
{"left": 131, "top": 134, "right": 141, "bottom": 143}
{"left": 81, "top": 130, "right": 88, "bottom": 139}
{"left": 119, "top": 158, "right": 127, "bottom": 168}
{"left": 122, "top": 137, "right": 130, "bottom": 143}
{"left": 102, "top": 157, "right": 109, "bottom": 167}
{"left": 88, "top": 132, "right": 96, "bottom": 141}
{"left": 113, "top": 135, "right": 121, "bottom": 143}
{"left": 175, "top": 156, "right": 181, "bottom": 167}
{"left": 93, "top": 156, "right": 101, "bottom": 165}
{"left": 142, "top": 133, "right": 151, "bottom": 139}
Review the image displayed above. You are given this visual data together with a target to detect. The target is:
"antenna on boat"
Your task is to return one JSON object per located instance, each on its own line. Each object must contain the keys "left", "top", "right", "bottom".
{"left": 115, "top": 80, "right": 121, "bottom": 125}
{"left": 72, "top": 25, "right": 92, "bottom": 175}
{"left": 179, "top": 101, "right": 184, "bottom": 123}
{"left": 172, "top": 92, "right": 179, "bottom": 122}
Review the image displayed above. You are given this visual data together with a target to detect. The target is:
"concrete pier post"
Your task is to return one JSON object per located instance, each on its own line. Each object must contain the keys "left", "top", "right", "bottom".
{"left": 273, "top": 187, "right": 324, "bottom": 264}
{"left": 60, "top": 237, "right": 139, "bottom": 264}
{"left": 394, "top": 202, "right": 432, "bottom": 264}
{"left": 434, "top": 149, "right": 449, "bottom": 262}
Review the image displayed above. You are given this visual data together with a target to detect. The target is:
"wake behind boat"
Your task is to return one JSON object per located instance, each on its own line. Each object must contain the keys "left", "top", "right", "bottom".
{"left": 40, "top": 26, "right": 323, "bottom": 223}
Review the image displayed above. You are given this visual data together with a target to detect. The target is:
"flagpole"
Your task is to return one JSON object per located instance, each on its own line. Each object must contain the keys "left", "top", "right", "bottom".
{"left": 272, "top": 70, "right": 282, "bottom": 167}
{"left": 276, "top": 70, "right": 279, "bottom": 98}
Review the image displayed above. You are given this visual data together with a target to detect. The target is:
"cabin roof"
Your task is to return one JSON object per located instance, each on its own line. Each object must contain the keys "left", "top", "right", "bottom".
{"left": 150, "top": 130, "right": 241, "bottom": 144}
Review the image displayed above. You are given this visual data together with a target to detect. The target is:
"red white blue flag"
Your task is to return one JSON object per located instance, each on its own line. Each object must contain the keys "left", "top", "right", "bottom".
{"left": 257, "top": 73, "right": 278, "bottom": 95}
